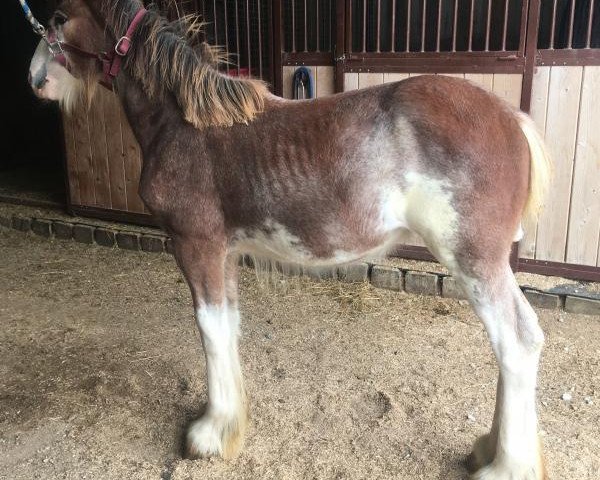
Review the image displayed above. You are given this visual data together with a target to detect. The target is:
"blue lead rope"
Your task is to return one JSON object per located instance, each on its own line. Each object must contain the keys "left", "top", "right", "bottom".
{"left": 292, "top": 67, "right": 314, "bottom": 100}
{"left": 17, "top": 0, "right": 46, "bottom": 36}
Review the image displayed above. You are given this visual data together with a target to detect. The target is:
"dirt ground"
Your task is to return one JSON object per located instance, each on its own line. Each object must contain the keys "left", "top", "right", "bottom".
{"left": 0, "top": 228, "right": 598, "bottom": 480}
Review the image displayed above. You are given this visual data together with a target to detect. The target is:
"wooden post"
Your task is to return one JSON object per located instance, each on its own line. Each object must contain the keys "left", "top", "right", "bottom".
{"left": 334, "top": 0, "right": 346, "bottom": 92}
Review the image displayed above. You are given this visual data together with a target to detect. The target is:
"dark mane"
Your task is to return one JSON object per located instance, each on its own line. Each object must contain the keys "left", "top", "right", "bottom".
{"left": 104, "top": 1, "right": 267, "bottom": 128}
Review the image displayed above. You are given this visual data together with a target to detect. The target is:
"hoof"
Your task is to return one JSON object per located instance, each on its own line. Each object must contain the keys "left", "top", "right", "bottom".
{"left": 468, "top": 435, "right": 547, "bottom": 480}
{"left": 466, "top": 433, "right": 496, "bottom": 473}
{"left": 186, "top": 411, "right": 247, "bottom": 460}
{"left": 470, "top": 461, "right": 546, "bottom": 480}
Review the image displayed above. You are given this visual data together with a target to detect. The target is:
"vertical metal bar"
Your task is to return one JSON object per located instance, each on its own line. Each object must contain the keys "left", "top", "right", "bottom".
{"left": 406, "top": 0, "right": 411, "bottom": 52}
{"left": 421, "top": 0, "right": 427, "bottom": 52}
{"left": 257, "top": 0, "right": 262, "bottom": 77}
{"left": 502, "top": 0, "right": 509, "bottom": 51}
{"left": 213, "top": 0, "right": 218, "bottom": 44}
{"left": 517, "top": 0, "right": 529, "bottom": 54}
{"left": 246, "top": 0, "right": 251, "bottom": 74}
{"left": 549, "top": 0, "right": 557, "bottom": 49}
{"left": 436, "top": 0, "right": 442, "bottom": 52}
{"left": 235, "top": 0, "right": 240, "bottom": 75}
{"left": 363, "top": 0, "right": 367, "bottom": 52}
{"left": 329, "top": 0, "right": 334, "bottom": 51}
{"left": 304, "top": 0, "right": 308, "bottom": 52}
{"left": 567, "top": 0, "right": 576, "bottom": 49}
{"left": 485, "top": 0, "right": 492, "bottom": 51}
{"left": 452, "top": 0, "right": 457, "bottom": 52}
{"left": 586, "top": 0, "right": 596, "bottom": 48}
{"left": 292, "top": 0, "right": 296, "bottom": 52}
{"left": 272, "top": 0, "right": 283, "bottom": 95}
{"left": 391, "top": 0, "right": 396, "bottom": 52}
{"left": 224, "top": 0, "right": 230, "bottom": 62}
{"left": 316, "top": 0, "right": 320, "bottom": 52}
{"left": 345, "top": 0, "right": 352, "bottom": 53}
{"left": 468, "top": 0, "right": 474, "bottom": 52}
{"left": 376, "top": 0, "right": 381, "bottom": 52}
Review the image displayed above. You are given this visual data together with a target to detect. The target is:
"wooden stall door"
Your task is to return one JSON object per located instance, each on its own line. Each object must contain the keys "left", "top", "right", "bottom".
{"left": 62, "top": 88, "right": 149, "bottom": 220}
{"left": 521, "top": 65, "right": 600, "bottom": 268}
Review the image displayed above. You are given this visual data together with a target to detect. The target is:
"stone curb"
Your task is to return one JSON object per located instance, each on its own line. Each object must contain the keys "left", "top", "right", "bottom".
{"left": 1, "top": 211, "right": 599, "bottom": 316}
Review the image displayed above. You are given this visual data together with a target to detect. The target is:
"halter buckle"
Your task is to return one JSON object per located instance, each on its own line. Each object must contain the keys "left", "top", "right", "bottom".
{"left": 114, "top": 36, "right": 132, "bottom": 56}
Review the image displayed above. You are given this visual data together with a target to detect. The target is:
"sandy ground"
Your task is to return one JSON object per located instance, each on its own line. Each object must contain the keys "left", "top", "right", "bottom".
{"left": 0, "top": 228, "right": 599, "bottom": 480}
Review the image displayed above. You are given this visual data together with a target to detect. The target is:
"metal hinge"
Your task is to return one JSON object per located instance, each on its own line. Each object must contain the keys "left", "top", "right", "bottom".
{"left": 333, "top": 44, "right": 346, "bottom": 63}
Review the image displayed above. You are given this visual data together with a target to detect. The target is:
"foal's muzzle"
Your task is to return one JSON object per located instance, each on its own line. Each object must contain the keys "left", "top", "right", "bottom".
{"left": 29, "top": 63, "right": 48, "bottom": 90}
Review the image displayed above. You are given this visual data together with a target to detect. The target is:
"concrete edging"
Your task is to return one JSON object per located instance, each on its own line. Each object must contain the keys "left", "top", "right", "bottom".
{"left": 2, "top": 212, "right": 599, "bottom": 316}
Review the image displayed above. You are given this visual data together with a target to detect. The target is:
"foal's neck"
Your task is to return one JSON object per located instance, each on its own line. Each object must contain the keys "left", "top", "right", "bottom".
{"left": 115, "top": 73, "right": 183, "bottom": 157}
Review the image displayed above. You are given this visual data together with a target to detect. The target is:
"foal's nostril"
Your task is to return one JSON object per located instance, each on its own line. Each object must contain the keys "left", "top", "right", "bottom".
{"left": 30, "top": 64, "right": 48, "bottom": 90}
{"left": 34, "top": 76, "right": 48, "bottom": 90}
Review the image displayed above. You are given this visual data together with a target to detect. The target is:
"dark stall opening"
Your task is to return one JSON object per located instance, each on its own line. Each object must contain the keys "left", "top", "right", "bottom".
{"left": 2, "top": 0, "right": 66, "bottom": 208}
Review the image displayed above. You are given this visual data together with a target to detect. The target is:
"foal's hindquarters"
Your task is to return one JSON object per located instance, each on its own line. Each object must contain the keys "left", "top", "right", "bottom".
{"left": 168, "top": 77, "right": 549, "bottom": 479}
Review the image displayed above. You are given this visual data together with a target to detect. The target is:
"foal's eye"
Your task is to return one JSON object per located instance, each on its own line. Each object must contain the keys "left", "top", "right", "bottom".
{"left": 54, "top": 11, "right": 68, "bottom": 26}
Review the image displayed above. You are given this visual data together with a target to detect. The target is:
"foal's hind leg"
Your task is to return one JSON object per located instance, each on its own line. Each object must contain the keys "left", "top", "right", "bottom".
{"left": 449, "top": 263, "right": 546, "bottom": 480}
{"left": 172, "top": 238, "right": 247, "bottom": 459}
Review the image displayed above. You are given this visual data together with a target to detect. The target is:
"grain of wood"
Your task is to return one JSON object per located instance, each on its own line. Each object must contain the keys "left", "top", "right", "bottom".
{"left": 464, "top": 73, "right": 494, "bottom": 91}
{"left": 520, "top": 66, "right": 550, "bottom": 259}
{"left": 88, "top": 91, "right": 112, "bottom": 208}
{"left": 344, "top": 72, "right": 359, "bottom": 91}
{"left": 565, "top": 66, "right": 600, "bottom": 266}
{"left": 102, "top": 89, "right": 128, "bottom": 211}
{"left": 535, "top": 66, "right": 583, "bottom": 262}
{"left": 60, "top": 110, "right": 81, "bottom": 205}
{"left": 316, "top": 66, "right": 334, "bottom": 97}
{"left": 358, "top": 73, "right": 385, "bottom": 88}
{"left": 492, "top": 73, "right": 522, "bottom": 108}
{"left": 440, "top": 73, "right": 465, "bottom": 78}
{"left": 72, "top": 100, "right": 96, "bottom": 206}
{"left": 383, "top": 73, "right": 409, "bottom": 83}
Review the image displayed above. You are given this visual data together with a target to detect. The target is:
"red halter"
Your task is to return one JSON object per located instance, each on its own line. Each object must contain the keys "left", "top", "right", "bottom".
{"left": 49, "top": 8, "right": 147, "bottom": 88}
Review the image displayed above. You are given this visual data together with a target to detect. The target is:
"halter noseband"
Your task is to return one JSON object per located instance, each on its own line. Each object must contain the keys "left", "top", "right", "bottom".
{"left": 19, "top": 0, "right": 147, "bottom": 88}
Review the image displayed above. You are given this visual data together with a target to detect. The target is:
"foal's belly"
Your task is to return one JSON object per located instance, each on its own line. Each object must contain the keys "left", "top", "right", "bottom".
{"left": 230, "top": 188, "right": 411, "bottom": 266}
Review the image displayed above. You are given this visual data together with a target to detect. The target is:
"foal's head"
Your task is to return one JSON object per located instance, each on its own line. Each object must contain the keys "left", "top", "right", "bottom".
{"left": 28, "top": 0, "right": 112, "bottom": 109}
{"left": 29, "top": 0, "right": 267, "bottom": 127}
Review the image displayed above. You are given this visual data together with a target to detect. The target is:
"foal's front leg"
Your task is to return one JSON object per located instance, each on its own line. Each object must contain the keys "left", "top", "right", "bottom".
{"left": 172, "top": 239, "right": 247, "bottom": 459}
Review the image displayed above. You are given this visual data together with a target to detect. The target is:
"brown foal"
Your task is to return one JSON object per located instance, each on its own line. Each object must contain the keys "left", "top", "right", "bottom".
{"left": 28, "top": 1, "right": 552, "bottom": 478}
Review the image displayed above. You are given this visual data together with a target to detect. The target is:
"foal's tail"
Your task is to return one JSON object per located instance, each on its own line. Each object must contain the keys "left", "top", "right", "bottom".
{"left": 515, "top": 111, "right": 553, "bottom": 219}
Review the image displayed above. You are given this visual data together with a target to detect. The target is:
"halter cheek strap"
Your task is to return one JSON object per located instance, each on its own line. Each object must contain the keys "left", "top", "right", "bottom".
{"left": 101, "top": 8, "right": 148, "bottom": 85}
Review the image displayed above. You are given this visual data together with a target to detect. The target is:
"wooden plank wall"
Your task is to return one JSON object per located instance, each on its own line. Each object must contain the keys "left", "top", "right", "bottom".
{"left": 343, "top": 72, "right": 523, "bottom": 107}
{"left": 62, "top": 87, "right": 148, "bottom": 214}
{"left": 343, "top": 72, "right": 523, "bottom": 248}
{"left": 521, "top": 66, "right": 600, "bottom": 267}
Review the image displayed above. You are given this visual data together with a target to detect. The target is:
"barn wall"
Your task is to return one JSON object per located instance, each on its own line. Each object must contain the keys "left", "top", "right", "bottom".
{"left": 521, "top": 66, "right": 600, "bottom": 267}
{"left": 62, "top": 88, "right": 147, "bottom": 215}
{"left": 343, "top": 72, "right": 523, "bottom": 108}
